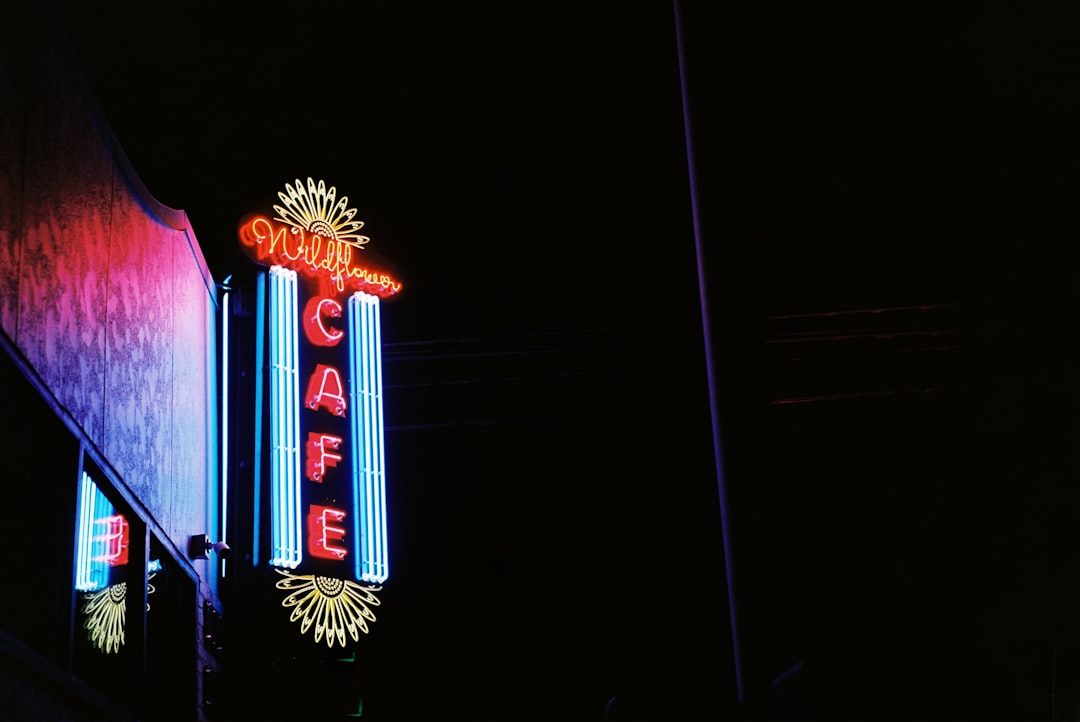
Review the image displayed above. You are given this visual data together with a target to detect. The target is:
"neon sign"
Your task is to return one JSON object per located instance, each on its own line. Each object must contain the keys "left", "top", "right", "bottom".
{"left": 74, "top": 472, "right": 157, "bottom": 653}
{"left": 76, "top": 472, "right": 127, "bottom": 592}
{"left": 243, "top": 178, "right": 396, "bottom": 646}
{"left": 238, "top": 178, "right": 401, "bottom": 298}
{"left": 275, "top": 569, "right": 380, "bottom": 648}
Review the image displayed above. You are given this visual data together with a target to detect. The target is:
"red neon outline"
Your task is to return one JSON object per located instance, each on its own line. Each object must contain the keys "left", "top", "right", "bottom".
{"left": 303, "top": 297, "right": 344, "bottom": 347}
{"left": 95, "top": 515, "right": 130, "bottom": 567}
{"left": 305, "top": 432, "right": 344, "bottom": 482}
{"left": 239, "top": 215, "right": 402, "bottom": 298}
{"left": 308, "top": 505, "right": 347, "bottom": 560}
{"left": 305, "top": 364, "right": 347, "bottom": 417}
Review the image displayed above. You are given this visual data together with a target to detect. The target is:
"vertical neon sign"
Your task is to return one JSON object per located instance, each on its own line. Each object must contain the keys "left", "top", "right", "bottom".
{"left": 241, "top": 179, "right": 400, "bottom": 646}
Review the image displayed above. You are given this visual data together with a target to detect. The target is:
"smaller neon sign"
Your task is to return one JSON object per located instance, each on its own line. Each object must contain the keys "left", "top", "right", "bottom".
{"left": 76, "top": 473, "right": 128, "bottom": 591}
{"left": 74, "top": 472, "right": 160, "bottom": 654}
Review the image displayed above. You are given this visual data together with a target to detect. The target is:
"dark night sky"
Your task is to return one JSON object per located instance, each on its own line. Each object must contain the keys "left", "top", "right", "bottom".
{"left": 40, "top": 1, "right": 1080, "bottom": 720}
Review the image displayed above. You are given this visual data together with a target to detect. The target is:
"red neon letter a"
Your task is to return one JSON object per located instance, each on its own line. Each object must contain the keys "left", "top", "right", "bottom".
{"left": 306, "top": 364, "right": 347, "bottom": 417}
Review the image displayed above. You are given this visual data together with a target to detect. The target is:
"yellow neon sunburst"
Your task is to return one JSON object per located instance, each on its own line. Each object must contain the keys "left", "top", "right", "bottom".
{"left": 272, "top": 177, "right": 370, "bottom": 249}
{"left": 81, "top": 576, "right": 156, "bottom": 654}
{"left": 275, "top": 569, "right": 381, "bottom": 648}
{"left": 82, "top": 582, "right": 127, "bottom": 654}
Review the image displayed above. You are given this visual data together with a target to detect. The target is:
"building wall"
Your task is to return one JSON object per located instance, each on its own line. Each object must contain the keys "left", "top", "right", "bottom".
{"left": 1, "top": 3, "right": 218, "bottom": 554}
{"left": 1, "top": 4, "right": 219, "bottom": 719}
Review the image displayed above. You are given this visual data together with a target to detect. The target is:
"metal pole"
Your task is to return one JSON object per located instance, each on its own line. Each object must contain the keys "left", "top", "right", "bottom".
{"left": 673, "top": 0, "right": 746, "bottom": 704}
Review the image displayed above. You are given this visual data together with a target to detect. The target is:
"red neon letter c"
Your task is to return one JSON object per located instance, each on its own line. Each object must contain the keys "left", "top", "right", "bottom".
{"left": 303, "top": 297, "right": 344, "bottom": 347}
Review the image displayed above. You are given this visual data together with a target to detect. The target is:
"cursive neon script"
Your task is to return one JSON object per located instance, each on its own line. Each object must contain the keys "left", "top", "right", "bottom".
{"left": 239, "top": 215, "right": 402, "bottom": 297}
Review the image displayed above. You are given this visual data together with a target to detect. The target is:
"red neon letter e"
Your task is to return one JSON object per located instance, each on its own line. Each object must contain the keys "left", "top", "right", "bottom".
{"left": 308, "top": 505, "right": 347, "bottom": 560}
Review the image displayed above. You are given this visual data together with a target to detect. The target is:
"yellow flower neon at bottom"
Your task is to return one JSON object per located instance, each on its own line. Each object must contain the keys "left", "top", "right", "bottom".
{"left": 275, "top": 568, "right": 381, "bottom": 647}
